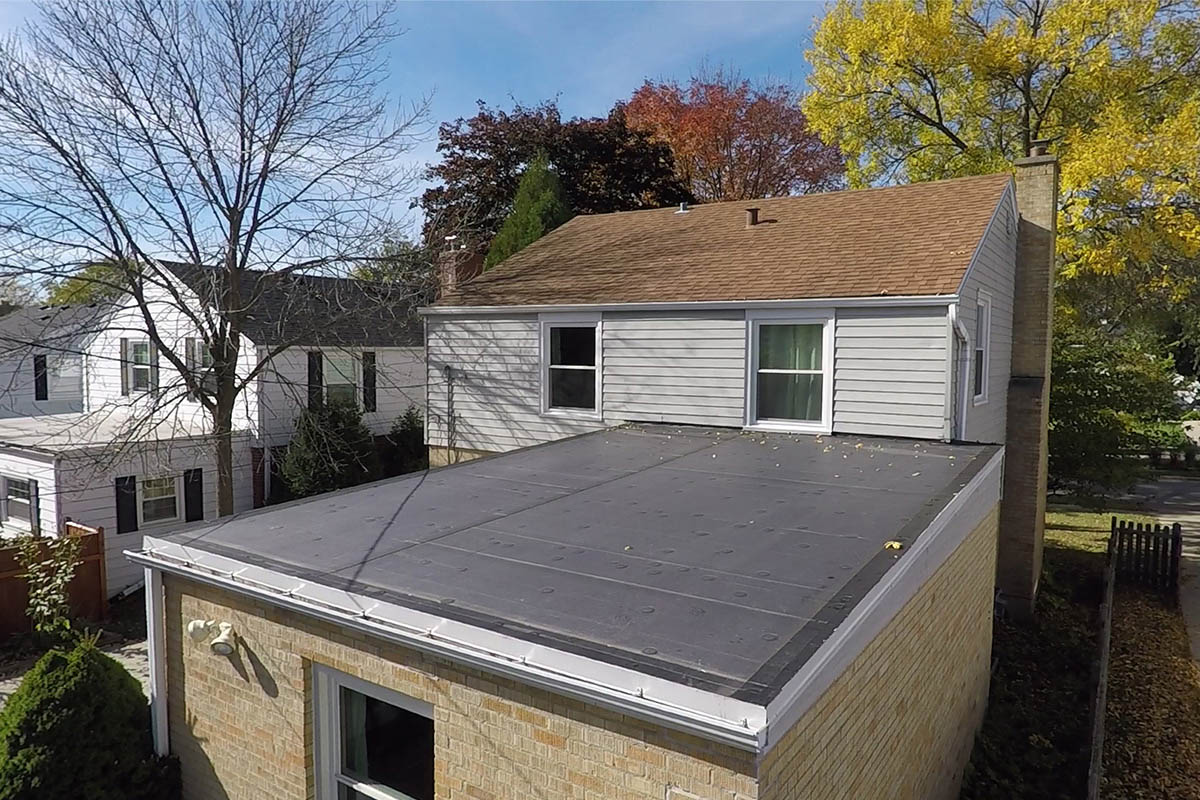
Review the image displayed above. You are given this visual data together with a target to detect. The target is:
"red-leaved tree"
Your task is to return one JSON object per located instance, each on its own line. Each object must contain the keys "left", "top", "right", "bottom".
{"left": 627, "top": 68, "right": 844, "bottom": 202}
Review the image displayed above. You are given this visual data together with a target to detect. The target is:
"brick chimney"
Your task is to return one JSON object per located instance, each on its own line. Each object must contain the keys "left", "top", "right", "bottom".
{"left": 437, "top": 243, "right": 483, "bottom": 301}
{"left": 997, "top": 140, "right": 1059, "bottom": 618}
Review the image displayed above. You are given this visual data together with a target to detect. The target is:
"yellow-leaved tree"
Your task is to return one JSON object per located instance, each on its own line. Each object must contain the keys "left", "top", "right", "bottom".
{"left": 805, "top": 0, "right": 1200, "bottom": 347}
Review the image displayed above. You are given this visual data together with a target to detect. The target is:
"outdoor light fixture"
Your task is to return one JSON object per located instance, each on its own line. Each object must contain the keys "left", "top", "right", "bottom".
{"left": 186, "top": 619, "right": 237, "bottom": 656}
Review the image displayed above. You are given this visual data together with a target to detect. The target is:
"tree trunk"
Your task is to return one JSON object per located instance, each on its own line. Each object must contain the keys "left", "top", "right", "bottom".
{"left": 214, "top": 394, "right": 236, "bottom": 517}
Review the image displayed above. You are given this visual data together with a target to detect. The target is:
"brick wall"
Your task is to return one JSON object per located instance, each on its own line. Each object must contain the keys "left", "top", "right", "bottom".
{"left": 757, "top": 507, "right": 998, "bottom": 800}
{"left": 428, "top": 444, "right": 495, "bottom": 468}
{"left": 164, "top": 576, "right": 758, "bottom": 800}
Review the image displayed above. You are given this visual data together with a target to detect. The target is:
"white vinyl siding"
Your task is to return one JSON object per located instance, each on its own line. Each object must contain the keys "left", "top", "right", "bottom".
{"left": 602, "top": 312, "right": 745, "bottom": 427}
{"left": 426, "top": 317, "right": 606, "bottom": 452}
{"left": 832, "top": 309, "right": 949, "bottom": 439}
{"left": 0, "top": 351, "right": 84, "bottom": 419}
{"left": 958, "top": 188, "right": 1017, "bottom": 444}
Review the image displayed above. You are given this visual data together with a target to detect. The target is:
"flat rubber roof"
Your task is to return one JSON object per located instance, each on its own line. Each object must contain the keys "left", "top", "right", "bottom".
{"left": 163, "top": 425, "right": 997, "bottom": 704}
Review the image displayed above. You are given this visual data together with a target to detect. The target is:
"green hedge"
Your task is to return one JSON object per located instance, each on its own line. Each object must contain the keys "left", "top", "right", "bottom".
{"left": 0, "top": 638, "right": 178, "bottom": 800}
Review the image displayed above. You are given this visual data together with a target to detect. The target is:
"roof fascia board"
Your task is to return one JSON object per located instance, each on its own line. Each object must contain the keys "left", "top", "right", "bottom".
{"left": 421, "top": 295, "right": 957, "bottom": 317}
{"left": 759, "top": 447, "right": 1004, "bottom": 757}
{"left": 128, "top": 540, "right": 766, "bottom": 751}
{"left": 955, "top": 179, "right": 1016, "bottom": 298}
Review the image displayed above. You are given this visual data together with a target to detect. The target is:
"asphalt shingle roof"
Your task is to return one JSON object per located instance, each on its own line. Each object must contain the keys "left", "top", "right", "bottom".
{"left": 438, "top": 173, "right": 1012, "bottom": 307}
{"left": 165, "top": 263, "right": 422, "bottom": 348}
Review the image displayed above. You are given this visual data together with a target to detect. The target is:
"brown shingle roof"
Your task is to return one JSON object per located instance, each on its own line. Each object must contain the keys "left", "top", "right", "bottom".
{"left": 437, "top": 172, "right": 1013, "bottom": 307}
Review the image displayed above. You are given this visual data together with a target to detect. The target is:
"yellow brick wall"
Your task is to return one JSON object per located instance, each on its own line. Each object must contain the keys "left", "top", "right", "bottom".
{"left": 428, "top": 444, "right": 495, "bottom": 468}
{"left": 757, "top": 507, "right": 998, "bottom": 800}
{"left": 164, "top": 577, "right": 758, "bottom": 800}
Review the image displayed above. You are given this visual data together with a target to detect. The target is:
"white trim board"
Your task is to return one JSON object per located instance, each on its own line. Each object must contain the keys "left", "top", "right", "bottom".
{"left": 128, "top": 447, "right": 1004, "bottom": 757}
{"left": 421, "top": 295, "right": 957, "bottom": 317}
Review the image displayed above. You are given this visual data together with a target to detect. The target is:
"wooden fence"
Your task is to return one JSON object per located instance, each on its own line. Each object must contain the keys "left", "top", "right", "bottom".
{"left": 0, "top": 521, "right": 108, "bottom": 636}
{"left": 1111, "top": 517, "right": 1183, "bottom": 595}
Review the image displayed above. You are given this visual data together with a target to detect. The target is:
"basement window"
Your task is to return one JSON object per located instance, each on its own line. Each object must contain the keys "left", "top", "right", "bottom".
{"left": 747, "top": 315, "right": 833, "bottom": 433}
{"left": 314, "top": 665, "right": 434, "bottom": 800}
{"left": 541, "top": 316, "right": 600, "bottom": 416}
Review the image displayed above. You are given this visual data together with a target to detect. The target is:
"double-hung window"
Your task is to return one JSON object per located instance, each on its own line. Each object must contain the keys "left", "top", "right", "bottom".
{"left": 541, "top": 318, "right": 600, "bottom": 415}
{"left": 1, "top": 477, "right": 34, "bottom": 530}
{"left": 138, "top": 476, "right": 179, "bottom": 526}
{"left": 748, "top": 316, "right": 832, "bottom": 432}
{"left": 129, "top": 340, "right": 153, "bottom": 393}
{"left": 314, "top": 665, "right": 434, "bottom": 800}
{"left": 973, "top": 293, "right": 991, "bottom": 404}
{"left": 325, "top": 352, "right": 358, "bottom": 406}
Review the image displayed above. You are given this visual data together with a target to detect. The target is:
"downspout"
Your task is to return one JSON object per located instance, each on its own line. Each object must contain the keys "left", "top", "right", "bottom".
{"left": 949, "top": 304, "right": 971, "bottom": 441}
{"left": 144, "top": 566, "right": 169, "bottom": 756}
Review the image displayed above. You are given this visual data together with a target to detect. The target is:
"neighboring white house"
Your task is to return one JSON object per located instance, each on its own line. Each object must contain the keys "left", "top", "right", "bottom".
{"left": 0, "top": 265, "right": 424, "bottom": 594}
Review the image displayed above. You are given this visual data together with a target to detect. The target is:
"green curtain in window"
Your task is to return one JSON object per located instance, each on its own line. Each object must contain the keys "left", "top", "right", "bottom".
{"left": 758, "top": 325, "right": 822, "bottom": 371}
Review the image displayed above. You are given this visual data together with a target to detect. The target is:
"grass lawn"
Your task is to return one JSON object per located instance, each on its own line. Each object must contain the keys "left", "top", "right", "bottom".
{"left": 960, "top": 506, "right": 1152, "bottom": 800}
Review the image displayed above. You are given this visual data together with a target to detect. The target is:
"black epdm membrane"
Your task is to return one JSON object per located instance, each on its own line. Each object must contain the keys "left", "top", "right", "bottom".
{"left": 165, "top": 424, "right": 997, "bottom": 705}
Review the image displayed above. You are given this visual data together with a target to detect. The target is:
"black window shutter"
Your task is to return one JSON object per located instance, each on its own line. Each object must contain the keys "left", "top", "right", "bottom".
{"left": 115, "top": 476, "right": 138, "bottom": 533}
{"left": 307, "top": 351, "right": 323, "bottom": 410}
{"left": 150, "top": 342, "right": 160, "bottom": 391}
{"left": 183, "top": 468, "right": 204, "bottom": 522}
{"left": 33, "top": 355, "right": 48, "bottom": 401}
{"left": 362, "top": 352, "right": 377, "bottom": 412}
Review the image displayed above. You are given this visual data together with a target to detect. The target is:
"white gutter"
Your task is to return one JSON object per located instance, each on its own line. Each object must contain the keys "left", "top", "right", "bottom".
{"left": 127, "top": 541, "right": 767, "bottom": 752}
{"left": 144, "top": 566, "right": 169, "bottom": 756}
{"left": 420, "top": 294, "right": 957, "bottom": 317}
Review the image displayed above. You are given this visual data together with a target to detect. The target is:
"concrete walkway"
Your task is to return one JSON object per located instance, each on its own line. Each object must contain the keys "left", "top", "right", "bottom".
{"left": 1133, "top": 476, "right": 1200, "bottom": 663}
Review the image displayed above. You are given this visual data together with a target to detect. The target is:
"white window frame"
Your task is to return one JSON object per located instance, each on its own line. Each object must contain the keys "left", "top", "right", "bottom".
{"left": 313, "top": 663, "right": 434, "bottom": 800}
{"left": 539, "top": 313, "right": 602, "bottom": 420}
{"left": 745, "top": 310, "right": 835, "bottom": 434}
{"left": 128, "top": 339, "right": 153, "bottom": 394}
{"left": 973, "top": 292, "right": 992, "bottom": 406}
{"left": 0, "top": 476, "right": 34, "bottom": 532}
{"left": 136, "top": 475, "right": 181, "bottom": 528}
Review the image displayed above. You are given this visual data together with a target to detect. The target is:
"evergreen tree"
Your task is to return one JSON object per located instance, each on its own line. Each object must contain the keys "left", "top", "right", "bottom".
{"left": 484, "top": 153, "right": 573, "bottom": 269}
{"left": 282, "top": 398, "right": 380, "bottom": 498}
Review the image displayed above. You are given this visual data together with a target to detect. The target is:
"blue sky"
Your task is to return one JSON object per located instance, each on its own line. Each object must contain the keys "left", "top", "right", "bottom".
{"left": 0, "top": 1, "right": 825, "bottom": 227}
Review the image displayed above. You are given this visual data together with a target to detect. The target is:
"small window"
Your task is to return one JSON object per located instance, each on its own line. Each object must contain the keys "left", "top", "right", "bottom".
{"left": 315, "top": 666, "right": 434, "bottom": 800}
{"left": 129, "top": 340, "right": 153, "bottom": 393}
{"left": 544, "top": 324, "right": 598, "bottom": 412}
{"left": 974, "top": 296, "right": 991, "bottom": 403}
{"left": 185, "top": 338, "right": 216, "bottom": 397}
{"left": 2, "top": 477, "right": 33, "bottom": 528}
{"left": 33, "top": 355, "right": 48, "bottom": 401}
{"left": 138, "top": 476, "right": 179, "bottom": 526}
{"left": 325, "top": 352, "right": 357, "bottom": 406}
{"left": 750, "top": 321, "right": 829, "bottom": 429}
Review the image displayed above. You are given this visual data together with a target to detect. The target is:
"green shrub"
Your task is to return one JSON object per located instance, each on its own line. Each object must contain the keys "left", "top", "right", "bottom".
{"left": 379, "top": 405, "right": 428, "bottom": 478}
{"left": 0, "top": 638, "right": 178, "bottom": 800}
{"left": 16, "top": 533, "right": 81, "bottom": 645}
{"left": 282, "top": 398, "right": 380, "bottom": 498}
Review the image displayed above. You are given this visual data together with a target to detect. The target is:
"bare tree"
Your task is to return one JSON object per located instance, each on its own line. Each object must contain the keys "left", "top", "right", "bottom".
{"left": 0, "top": 0, "right": 431, "bottom": 514}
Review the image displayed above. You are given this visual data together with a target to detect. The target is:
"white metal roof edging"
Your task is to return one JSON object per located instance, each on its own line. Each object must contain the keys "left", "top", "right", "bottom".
{"left": 759, "top": 447, "right": 1005, "bottom": 753}
{"left": 420, "top": 294, "right": 958, "bottom": 317}
{"left": 127, "top": 539, "right": 768, "bottom": 752}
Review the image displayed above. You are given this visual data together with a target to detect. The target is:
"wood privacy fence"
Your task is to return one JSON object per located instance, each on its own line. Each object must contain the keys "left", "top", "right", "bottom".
{"left": 0, "top": 521, "right": 108, "bottom": 636}
{"left": 1111, "top": 517, "right": 1183, "bottom": 595}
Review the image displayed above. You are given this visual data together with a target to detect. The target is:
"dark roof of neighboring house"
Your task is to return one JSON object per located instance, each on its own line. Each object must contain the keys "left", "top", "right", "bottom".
{"left": 0, "top": 303, "right": 114, "bottom": 356}
{"left": 437, "top": 173, "right": 1013, "bottom": 307}
{"left": 153, "top": 424, "right": 998, "bottom": 704}
{"left": 164, "top": 263, "right": 422, "bottom": 348}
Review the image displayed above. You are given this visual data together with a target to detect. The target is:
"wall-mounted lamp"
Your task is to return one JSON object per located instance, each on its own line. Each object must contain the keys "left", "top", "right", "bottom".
{"left": 186, "top": 619, "right": 237, "bottom": 656}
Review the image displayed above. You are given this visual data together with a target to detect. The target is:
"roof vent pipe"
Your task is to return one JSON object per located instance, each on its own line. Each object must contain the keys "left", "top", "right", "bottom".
{"left": 675, "top": 202, "right": 689, "bottom": 214}
{"left": 745, "top": 208, "right": 760, "bottom": 228}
